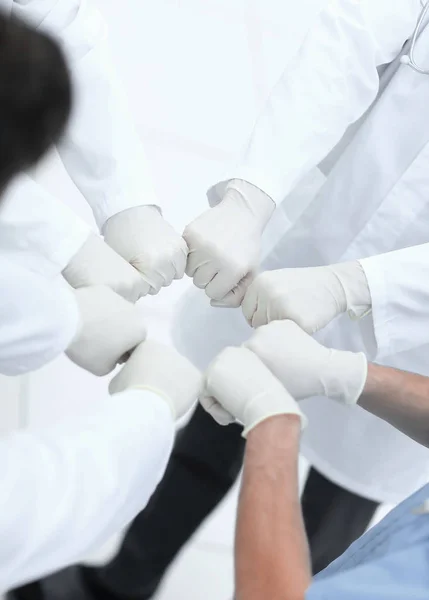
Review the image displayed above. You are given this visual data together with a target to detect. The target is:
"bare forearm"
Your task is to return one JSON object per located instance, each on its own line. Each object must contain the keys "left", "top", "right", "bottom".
{"left": 358, "top": 363, "right": 429, "bottom": 447}
{"left": 235, "top": 415, "right": 311, "bottom": 600}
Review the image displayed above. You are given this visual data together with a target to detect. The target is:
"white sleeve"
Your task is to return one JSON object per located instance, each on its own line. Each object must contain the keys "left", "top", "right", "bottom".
{"left": 12, "top": 0, "right": 159, "bottom": 230}
{"left": 360, "top": 244, "right": 429, "bottom": 358}
{"left": 209, "top": 0, "right": 421, "bottom": 207}
{"left": 0, "top": 174, "right": 91, "bottom": 277}
{"left": 0, "top": 389, "right": 174, "bottom": 591}
{"left": 0, "top": 255, "right": 79, "bottom": 375}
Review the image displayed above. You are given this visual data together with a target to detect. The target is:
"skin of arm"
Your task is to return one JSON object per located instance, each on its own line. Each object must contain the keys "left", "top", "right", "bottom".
{"left": 235, "top": 414, "right": 311, "bottom": 600}
{"left": 234, "top": 363, "right": 429, "bottom": 600}
{"left": 358, "top": 362, "right": 429, "bottom": 448}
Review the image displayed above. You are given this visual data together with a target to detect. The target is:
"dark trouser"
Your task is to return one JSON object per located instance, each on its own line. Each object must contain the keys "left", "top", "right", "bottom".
{"left": 10, "top": 404, "right": 379, "bottom": 600}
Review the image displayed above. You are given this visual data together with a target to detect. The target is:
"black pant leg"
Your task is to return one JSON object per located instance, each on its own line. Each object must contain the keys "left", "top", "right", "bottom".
{"left": 302, "top": 467, "right": 379, "bottom": 575}
{"left": 83, "top": 403, "right": 245, "bottom": 599}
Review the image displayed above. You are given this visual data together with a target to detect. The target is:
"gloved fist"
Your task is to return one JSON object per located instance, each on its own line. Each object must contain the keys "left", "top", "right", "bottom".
{"left": 201, "top": 346, "right": 306, "bottom": 437}
{"left": 104, "top": 206, "right": 188, "bottom": 296}
{"left": 109, "top": 340, "right": 202, "bottom": 420}
{"left": 66, "top": 286, "right": 147, "bottom": 376}
{"left": 245, "top": 320, "right": 367, "bottom": 405}
{"left": 242, "top": 261, "right": 371, "bottom": 331}
{"left": 63, "top": 232, "right": 149, "bottom": 303}
{"left": 183, "top": 180, "right": 274, "bottom": 307}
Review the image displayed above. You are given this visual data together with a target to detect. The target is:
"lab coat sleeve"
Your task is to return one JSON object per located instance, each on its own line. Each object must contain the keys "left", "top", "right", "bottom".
{"left": 0, "top": 390, "right": 174, "bottom": 591}
{"left": 360, "top": 244, "right": 429, "bottom": 359}
{"left": 209, "top": 0, "right": 421, "bottom": 209}
{"left": 11, "top": 0, "right": 159, "bottom": 231}
{"left": 0, "top": 255, "right": 79, "bottom": 375}
{"left": 306, "top": 542, "right": 429, "bottom": 599}
{"left": 0, "top": 174, "right": 91, "bottom": 277}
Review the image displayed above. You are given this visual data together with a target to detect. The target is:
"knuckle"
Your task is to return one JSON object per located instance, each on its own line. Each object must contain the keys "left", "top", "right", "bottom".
{"left": 249, "top": 321, "right": 277, "bottom": 344}
{"left": 217, "top": 346, "right": 240, "bottom": 364}
{"left": 255, "top": 271, "right": 271, "bottom": 288}
{"left": 264, "top": 320, "right": 279, "bottom": 333}
{"left": 226, "top": 294, "right": 242, "bottom": 309}
{"left": 244, "top": 337, "right": 257, "bottom": 353}
{"left": 183, "top": 223, "right": 204, "bottom": 246}
{"left": 131, "top": 254, "right": 157, "bottom": 272}
{"left": 280, "top": 319, "right": 306, "bottom": 338}
{"left": 274, "top": 296, "right": 296, "bottom": 317}
{"left": 289, "top": 313, "right": 313, "bottom": 333}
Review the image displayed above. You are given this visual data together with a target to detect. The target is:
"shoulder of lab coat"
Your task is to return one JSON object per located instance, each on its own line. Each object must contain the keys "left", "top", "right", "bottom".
{"left": 0, "top": 174, "right": 91, "bottom": 277}
{"left": 360, "top": 244, "right": 429, "bottom": 359}
{"left": 12, "top": 0, "right": 159, "bottom": 230}
{"left": 0, "top": 389, "right": 174, "bottom": 591}
{"left": 208, "top": 0, "right": 421, "bottom": 208}
{"left": 0, "top": 255, "right": 79, "bottom": 375}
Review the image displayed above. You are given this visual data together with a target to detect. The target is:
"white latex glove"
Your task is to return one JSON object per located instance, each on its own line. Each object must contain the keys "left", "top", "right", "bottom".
{"left": 103, "top": 206, "right": 188, "bottom": 296}
{"left": 242, "top": 261, "right": 371, "bottom": 332}
{"left": 245, "top": 320, "right": 367, "bottom": 405}
{"left": 183, "top": 179, "right": 274, "bottom": 307}
{"left": 109, "top": 340, "right": 202, "bottom": 420}
{"left": 201, "top": 346, "right": 306, "bottom": 437}
{"left": 66, "top": 286, "right": 147, "bottom": 376}
{"left": 63, "top": 232, "right": 149, "bottom": 303}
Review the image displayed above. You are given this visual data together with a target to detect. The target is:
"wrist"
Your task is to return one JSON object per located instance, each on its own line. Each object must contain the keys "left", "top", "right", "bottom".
{"left": 65, "top": 287, "right": 86, "bottom": 349}
{"left": 331, "top": 261, "right": 372, "bottom": 319}
{"left": 115, "top": 384, "right": 177, "bottom": 420}
{"left": 62, "top": 231, "right": 95, "bottom": 275}
{"left": 326, "top": 349, "right": 368, "bottom": 405}
{"left": 246, "top": 415, "right": 301, "bottom": 463}
{"left": 137, "top": 204, "right": 163, "bottom": 216}
{"left": 243, "top": 394, "right": 307, "bottom": 438}
{"left": 360, "top": 362, "right": 380, "bottom": 399}
{"left": 110, "top": 204, "right": 162, "bottom": 221}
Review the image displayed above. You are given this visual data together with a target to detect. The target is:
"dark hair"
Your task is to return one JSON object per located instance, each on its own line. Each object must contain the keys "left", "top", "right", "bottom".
{"left": 0, "top": 12, "right": 72, "bottom": 193}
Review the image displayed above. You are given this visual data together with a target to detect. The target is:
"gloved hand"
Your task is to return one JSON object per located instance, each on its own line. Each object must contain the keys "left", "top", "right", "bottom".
{"left": 242, "top": 261, "right": 372, "bottom": 331}
{"left": 245, "top": 320, "right": 367, "bottom": 405}
{"left": 66, "top": 286, "right": 147, "bottom": 376}
{"left": 183, "top": 179, "right": 274, "bottom": 307}
{"left": 201, "top": 346, "right": 306, "bottom": 436}
{"left": 103, "top": 206, "right": 188, "bottom": 296}
{"left": 109, "top": 340, "right": 202, "bottom": 420}
{"left": 63, "top": 232, "right": 149, "bottom": 303}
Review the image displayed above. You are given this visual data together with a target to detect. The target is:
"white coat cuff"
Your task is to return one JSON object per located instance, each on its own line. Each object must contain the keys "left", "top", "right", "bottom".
{"left": 359, "top": 258, "right": 391, "bottom": 358}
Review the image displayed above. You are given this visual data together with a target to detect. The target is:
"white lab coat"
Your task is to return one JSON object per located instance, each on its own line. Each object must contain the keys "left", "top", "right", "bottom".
{"left": 0, "top": 1, "right": 172, "bottom": 584}
{"left": 0, "top": 0, "right": 158, "bottom": 276}
{"left": 0, "top": 256, "right": 78, "bottom": 375}
{"left": 174, "top": 0, "right": 429, "bottom": 504}
{"left": 0, "top": 389, "right": 173, "bottom": 592}
{"left": 0, "top": 257, "right": 174, "bottom": 590}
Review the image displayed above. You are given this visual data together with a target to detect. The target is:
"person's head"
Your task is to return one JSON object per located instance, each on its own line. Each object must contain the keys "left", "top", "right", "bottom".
{"left": 0, "top": 12, "right": 72, "bottom": 194}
